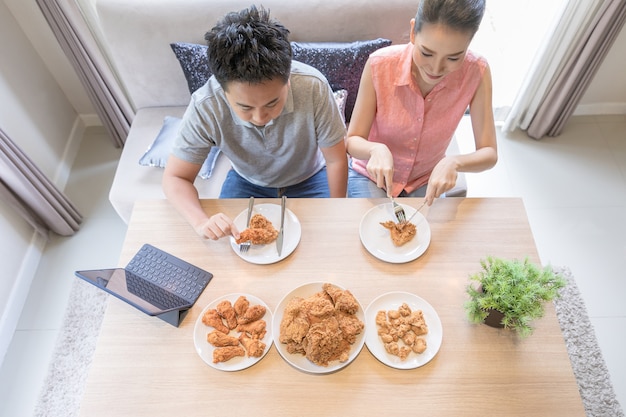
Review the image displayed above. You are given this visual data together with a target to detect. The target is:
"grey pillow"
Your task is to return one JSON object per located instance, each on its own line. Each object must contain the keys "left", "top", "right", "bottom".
{"left": 139, "top": 116, "right": 220, "bottom": 180}
{"left": 170, "top": 38, "right": 391, "bottom": 121}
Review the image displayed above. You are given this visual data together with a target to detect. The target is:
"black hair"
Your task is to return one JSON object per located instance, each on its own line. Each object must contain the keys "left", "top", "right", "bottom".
{"left": 414, "top": 0, "right": 486, "bottom": 37}
{"left": 204, "top": 5, "right": 292, "bottom": 89}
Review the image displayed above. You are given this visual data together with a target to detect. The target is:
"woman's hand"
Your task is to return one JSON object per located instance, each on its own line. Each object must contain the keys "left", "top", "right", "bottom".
{"left": 425, "top": 156, "right": 459, "bottom": 204}
{"left": 366, "top": 143, "right": 395, "bottom": 195}
{"left": 194, "top": 213, "right": 240, "bottom": 241}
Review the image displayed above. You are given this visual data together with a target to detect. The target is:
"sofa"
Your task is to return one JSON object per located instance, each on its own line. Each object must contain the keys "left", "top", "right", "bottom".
{"left": 97, "top": 0, "right": 466, "bottom": 224}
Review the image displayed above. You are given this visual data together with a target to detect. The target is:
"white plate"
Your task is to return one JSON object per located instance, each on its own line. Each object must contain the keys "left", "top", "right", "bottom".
{"left": 359, "top": 203, "right": 431, "bottom": 263}
{"left": 193, "top": 293, "right": 273, "bottom": 371}
{"left": 365, "top": 291, "right": 442, "bottom": 370}
{"left": 230, "top": 203, "right": 301, "bottom": 264}
{"left": 272, "top": 282, "right": 366, "bottom": 374}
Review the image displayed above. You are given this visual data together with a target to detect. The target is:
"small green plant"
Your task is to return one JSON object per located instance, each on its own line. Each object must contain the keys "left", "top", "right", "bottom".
{"left": 464, "top": 256, "right": 566, "bottom": 338}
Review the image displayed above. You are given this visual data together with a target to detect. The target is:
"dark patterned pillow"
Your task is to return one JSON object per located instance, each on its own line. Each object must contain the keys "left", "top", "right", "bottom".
{"left": 290, "top": 38, "right": 391, "bottom": 121}
{"left": 170, "top": 38, "right": 391, "bottom": 121}
{"left": 170, "top": 42, "right": 212, "bottom": 94}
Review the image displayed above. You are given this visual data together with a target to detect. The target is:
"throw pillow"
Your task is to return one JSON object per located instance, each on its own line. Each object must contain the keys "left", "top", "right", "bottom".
{"left": 170, "top": 39, "right": 391, "bottom": 122}
{"left": 138, "top": 116, "right": 220, "bottom": 179}
{"left": 170, "top": 42, "right": 213, "bottom": 94}
{"left": 290, "top": 38, "right": 391, "bottom": 121}
{"left": 333, "top": 89, "right": 348, "bottom": 124}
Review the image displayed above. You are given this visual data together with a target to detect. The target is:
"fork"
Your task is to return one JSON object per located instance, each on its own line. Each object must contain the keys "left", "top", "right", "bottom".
{"left": 390, "top": 197, "right": 406, "bottom": 223}
{"left": 239, "top": 196, "right": 254, "bottom": 253}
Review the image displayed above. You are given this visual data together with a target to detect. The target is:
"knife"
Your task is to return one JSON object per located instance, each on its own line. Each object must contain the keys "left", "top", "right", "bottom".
{"left": 276, "top": 195, "right": 286, "bottom": 256}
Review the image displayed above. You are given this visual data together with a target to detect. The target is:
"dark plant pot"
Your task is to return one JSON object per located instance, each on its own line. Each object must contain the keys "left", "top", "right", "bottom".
{"left": 483, "top": 308, "right": 505, "bottom": 328}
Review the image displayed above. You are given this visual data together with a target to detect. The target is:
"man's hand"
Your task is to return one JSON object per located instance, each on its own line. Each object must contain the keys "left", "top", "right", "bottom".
{"left": 194, "top": 213, "right": 240, "bottom": 241}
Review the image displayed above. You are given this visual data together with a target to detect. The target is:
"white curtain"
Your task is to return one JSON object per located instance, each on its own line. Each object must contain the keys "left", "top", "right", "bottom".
{"left": 503, "top": 0, "right": 626, "bottom": 139}
{"left": 36, "top": 0, "right": 134, "bottom": 147}
{"left": 0, "top": 127, "right": 82, "bottom": 237}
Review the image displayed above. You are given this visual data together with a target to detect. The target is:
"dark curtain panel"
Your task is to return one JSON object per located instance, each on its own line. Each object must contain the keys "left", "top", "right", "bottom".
{"left": 0, "top": 127, "right": 82, "bottom": 237}
{"left": 36, "top": 0, "right": 134, "bottom": 148}
{"left": 526, "top": 0, "right": 626, "bottom": 139}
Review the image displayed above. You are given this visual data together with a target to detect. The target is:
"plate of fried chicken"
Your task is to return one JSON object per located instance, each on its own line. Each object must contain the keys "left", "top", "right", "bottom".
{"left": 273, "top": 282, "right": 366, "bottom": 374}
{"left": 365, "top": 291, "right": 442, "bottom": 369}
{"left": 229, "top": 203, "right": 301, "bottom": 264}
{"left": 359, "top": 202, "right": 431, "bottom": 263}
{"left": 194, "top": 293, "right": 273, "bottom": 371}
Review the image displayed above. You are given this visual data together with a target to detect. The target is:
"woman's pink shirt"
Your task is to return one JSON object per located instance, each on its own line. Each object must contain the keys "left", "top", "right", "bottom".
{"left": 351, "top": 43, "right": 487, "bottom": 196}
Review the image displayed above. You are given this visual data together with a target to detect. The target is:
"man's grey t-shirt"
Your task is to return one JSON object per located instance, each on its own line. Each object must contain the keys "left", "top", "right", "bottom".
{"left": 173, "top": 61, "right": 346, "bottom": 187}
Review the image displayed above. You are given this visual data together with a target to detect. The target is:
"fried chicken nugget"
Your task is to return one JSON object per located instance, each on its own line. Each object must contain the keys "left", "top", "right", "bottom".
{"left": 216, "top": 300, "right": 238, "bottom": 330}
{"left": 201, "top": 309, "right": 230, "bottom": 334}
{"left": 237, "top": 304, "right": 266, "bottom": 324}
{"left": 212, "top": 346, "right": 245, "bottom": 363}
{"left": 207, "top": 330, "right": 240, "bottom": 347}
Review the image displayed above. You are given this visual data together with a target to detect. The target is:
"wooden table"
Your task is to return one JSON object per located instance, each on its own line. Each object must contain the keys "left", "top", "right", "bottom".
{"left": 79, "top": 198, "right": 585, "bottom": 416}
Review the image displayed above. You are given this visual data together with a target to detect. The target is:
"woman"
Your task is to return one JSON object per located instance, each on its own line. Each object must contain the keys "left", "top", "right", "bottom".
{"left": 346, "top": 0, "right": 497, "bottom": 205}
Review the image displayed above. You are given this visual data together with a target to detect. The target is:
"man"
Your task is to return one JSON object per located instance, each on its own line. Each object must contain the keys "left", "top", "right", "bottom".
{"left": 163, "top": 5, "right": 347, "bottom": 241}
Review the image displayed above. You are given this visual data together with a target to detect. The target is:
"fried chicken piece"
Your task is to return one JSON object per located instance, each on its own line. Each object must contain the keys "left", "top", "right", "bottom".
{"left": 279, "top": 296, "right": 310, "bottom": 346}
{"left": 235, "top": 214, "right": 279, "bottom": 245}
{"left": 212, "top": 346, "right": 245, "bottom": 364}
{"left": 376, "top": 305, "right": 429, "bottom": 360}
{"left": 412, "top": 338, "right": 427, "bottom": 354}
{"left": 304, "top": 316, "right": 345, "bottom": 366}
{"left": 216, "top": 300, "right": 238, "bottom": 330}
{"left": 323, "top": 283, "right": 359, "bottom": 314}
{"left": 233, "top": 295, "right": 250, "bottom": 318}
{"left": 380, "top": 220, "right": 417, "bottom": 246}
{"left": 239, "top": 334, "right": 267, "bottom": 358}
{"left": 406, "top": 310, "right": 429, "bottom": 336}
{"left": 237, "top": 319, "right": 267, "bottom": 339}
{"left": 237, "top": 304, "right": 266, "bottom": 324}
{"left": 279, "top": 285, "right": 364, "bottom": 367}
{"left": 336, "top": 311, "right": 365, "bottom": 344}
{"left": 301, "top": 292, "right": 335, "bottom": 324}
{"left": 384, "top": 342, "right": 412, "bottom": 360}
{"left": 207, "top": 330, "right": 240, "bottom": 347}
{"left": 201, "top": 309, "right": 230, "bottom": 334}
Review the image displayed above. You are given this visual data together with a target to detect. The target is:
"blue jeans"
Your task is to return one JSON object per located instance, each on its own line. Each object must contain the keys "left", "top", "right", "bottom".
{"left": 219, "top": 168, "right": 330, "bottom": 198}
{"left": 347, "top": 163, "right": 427, "bottom": 198}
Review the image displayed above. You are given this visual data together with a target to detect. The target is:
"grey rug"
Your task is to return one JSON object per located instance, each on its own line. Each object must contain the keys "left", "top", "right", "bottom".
{"left": 34, "top": 268, "right": 623, "bottom": 416}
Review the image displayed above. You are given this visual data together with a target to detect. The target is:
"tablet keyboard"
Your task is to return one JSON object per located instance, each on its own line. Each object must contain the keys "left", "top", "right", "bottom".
{"left": 125, "top": 244, "right": 213, "bottom": 304}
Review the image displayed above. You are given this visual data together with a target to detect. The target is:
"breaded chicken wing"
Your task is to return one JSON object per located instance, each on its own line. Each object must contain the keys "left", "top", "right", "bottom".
{"left": 239, "top": 334, "right": 266, "bottom": 358}
{"left": 201, "top": 309, "right": 230, "bottom": 334}
{"left": 212, "top": 346, "right": 245, "bottom": 363}
{"left": 233, "top": 295, "right": 250, "bottom": 317}
{"left": 216, "top": 299, "right": 238, "bottom": 330}
{"left": 237, "top": 304, "right": 266, "bottom": 324}
{"left": 207, "top": 330, "right": 240, "bottom": 347}
{"left": 237, "top": 319, "right": 267, "bottom": 339}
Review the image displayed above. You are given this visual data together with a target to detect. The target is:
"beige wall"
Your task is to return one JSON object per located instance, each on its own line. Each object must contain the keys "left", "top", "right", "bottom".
{"left": 0, "top": 0, "right": 82, "bottom": 362}
{"left": 577, "top": 22, "right": 626, "bottom": 115}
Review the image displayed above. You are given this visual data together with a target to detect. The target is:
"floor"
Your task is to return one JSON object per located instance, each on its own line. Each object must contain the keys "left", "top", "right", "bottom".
{"left": 0, "top": 116, "right": 625, "bottom": 415}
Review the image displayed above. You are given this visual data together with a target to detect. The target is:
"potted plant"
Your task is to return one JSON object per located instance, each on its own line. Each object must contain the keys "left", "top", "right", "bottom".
{"left": 464, "top": 256, "right": 566, "bottom": 338}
